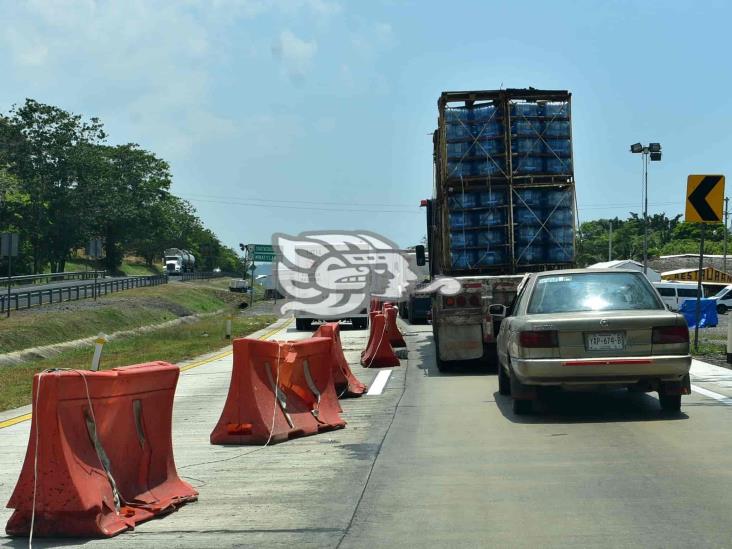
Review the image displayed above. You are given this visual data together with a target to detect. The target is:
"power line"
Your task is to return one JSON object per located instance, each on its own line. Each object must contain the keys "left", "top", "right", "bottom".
{"left": 183, "top": 195, "right": 422, "bottom": 214}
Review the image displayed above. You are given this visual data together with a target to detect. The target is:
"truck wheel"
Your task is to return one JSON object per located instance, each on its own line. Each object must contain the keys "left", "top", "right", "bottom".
{"left": 717, "top": 304, "right": 728, "bottom": 315}
{"left": 353, "top": 318, "right": 368, "bottom": 330}
{"left": 295, "top": 318, "right": 311, "bottom": 331}
{"left": 436, "top": 356, "right": 452, "bottom": 373}
{"left": 512, "top": 398, "right": 532, "bottom": 415}
{"left": 498, "top": 364, "right": 510, "bottom": 395}
{"left": 659, "top": 392, "right": 681, "bottom": 414}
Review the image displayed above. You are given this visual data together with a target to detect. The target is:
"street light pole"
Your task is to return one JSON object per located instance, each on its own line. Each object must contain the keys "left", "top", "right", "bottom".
{"left": 630, "top": 142, "right": 661, "bottom": 276}
{"left": 643, "top": 150, "right": 649, "bottom": 274}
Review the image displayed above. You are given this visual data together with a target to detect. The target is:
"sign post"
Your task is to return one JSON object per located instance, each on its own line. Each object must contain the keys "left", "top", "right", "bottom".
{"left": 685, "top": 175, "right": 725, "bottom": 350}
{"left": 1, "top": 233, "right": 19, "bottom": 318}
{"left": 87, "top": 238, "right": 103, "bottom": 301}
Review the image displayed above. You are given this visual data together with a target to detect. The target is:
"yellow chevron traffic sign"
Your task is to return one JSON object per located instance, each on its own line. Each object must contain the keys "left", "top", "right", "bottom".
{"left": 686, "top": 175, "right": 725, "bottom": 223}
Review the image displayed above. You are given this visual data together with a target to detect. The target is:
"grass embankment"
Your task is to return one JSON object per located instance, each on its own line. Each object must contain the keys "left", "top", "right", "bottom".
{"left": 0, "top": 280, "right": 278, "bottom": 411}
{"left": 63, "top": 258, "right": 162, "bottom": 276}
{"left": 691, "top": 342, "right": 726, "bottom": 356}
{"left": 0, "top": 314, "right": 275, "bottom": 412}
{"left": 0, "top": 282, "right": 237, "bottom": 354}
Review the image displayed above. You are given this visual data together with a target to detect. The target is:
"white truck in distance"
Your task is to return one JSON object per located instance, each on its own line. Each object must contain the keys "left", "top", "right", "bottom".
{"left": 164, "top": 248, "right": 195, "bottom": 274}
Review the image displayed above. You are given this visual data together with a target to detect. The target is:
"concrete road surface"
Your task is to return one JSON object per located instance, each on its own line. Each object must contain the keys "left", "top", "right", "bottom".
{"left": 2, "top": 319, "right": 732, "bottom": 547}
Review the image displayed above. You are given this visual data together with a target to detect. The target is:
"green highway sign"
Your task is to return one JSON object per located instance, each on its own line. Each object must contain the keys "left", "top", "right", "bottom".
{"left": 253, "top": 253, "right": 276, "bottom": 262}
{"left": 253, "top": 244, "right": 274, "bottom": 253}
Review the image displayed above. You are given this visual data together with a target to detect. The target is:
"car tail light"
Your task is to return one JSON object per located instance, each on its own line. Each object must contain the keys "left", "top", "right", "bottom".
{"left": 652, "top": 326, "right": 689, "bottom": 344}
{"left": 468, "top": 294, "right": 481, "bottom": 307}
{"left": 444, "top": 296, "right": 455, "bottom": 307}
{"left": 519, "top": 330, "right": 559, "bottom": 348}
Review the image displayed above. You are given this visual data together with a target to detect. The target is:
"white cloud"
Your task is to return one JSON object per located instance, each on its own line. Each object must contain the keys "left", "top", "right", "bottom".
{"left": 271, "top": 30, "right": 318, "bottom": 82}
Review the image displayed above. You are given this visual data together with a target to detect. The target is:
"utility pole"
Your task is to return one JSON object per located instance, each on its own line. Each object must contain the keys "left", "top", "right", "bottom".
{"left": 724, "top": 197, "right": 729, "bottom": 274}
{"left": 608, "top": 220, "right": 613, "bottom": 261}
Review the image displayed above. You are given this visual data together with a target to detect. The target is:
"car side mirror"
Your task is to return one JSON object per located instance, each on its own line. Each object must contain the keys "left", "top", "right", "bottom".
{"left": 415, "top": 245, "right": 426, "bottom": 266}
{"left": 489, "top": 304, "right": 507, "bottom": 317}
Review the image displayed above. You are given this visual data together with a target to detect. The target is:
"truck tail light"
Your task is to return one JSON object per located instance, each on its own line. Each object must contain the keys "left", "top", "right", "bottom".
{"left": 519, "top": 330, "right": 559, "bottom": 348}
{"left": 444, "top": 296, "right": 455, "bottom": 307}
{"left": 652, "top": 326, "right": 689, "bottom": 344}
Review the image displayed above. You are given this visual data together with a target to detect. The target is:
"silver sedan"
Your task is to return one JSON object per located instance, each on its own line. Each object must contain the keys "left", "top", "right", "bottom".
{"left": 496, "top": 269, "right": 691, "bottom": 415}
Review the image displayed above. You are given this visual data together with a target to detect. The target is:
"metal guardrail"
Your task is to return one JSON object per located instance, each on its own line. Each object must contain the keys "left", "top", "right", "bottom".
{"left": 179, "top": 271, "right": 227, "bottom": 281}
{"left": 0, "top": 275, "right": 167, "bottom": 314}
{"left": 0, "top": 271, "right": 107, "bottom": 288}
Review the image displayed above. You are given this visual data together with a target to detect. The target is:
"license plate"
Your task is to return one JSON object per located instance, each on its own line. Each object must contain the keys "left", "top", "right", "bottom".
{"left": 586, "top": 332, "right": 625, "bottom": 351}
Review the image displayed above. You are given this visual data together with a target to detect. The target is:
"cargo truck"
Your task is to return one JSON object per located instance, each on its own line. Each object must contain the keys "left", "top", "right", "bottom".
{"left": 164, "top": 248, "right": 196, "bottom": 274}
{"left": 426, "top": 89, "right": 577, "bottom": 371}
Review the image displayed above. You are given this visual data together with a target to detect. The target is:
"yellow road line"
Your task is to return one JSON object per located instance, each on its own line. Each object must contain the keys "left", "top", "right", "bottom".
{"left": 0, "top": 413, "right": 32, "bottom": 430}
{"left": 0, "top": 317, "right": 294, "bottom": 430}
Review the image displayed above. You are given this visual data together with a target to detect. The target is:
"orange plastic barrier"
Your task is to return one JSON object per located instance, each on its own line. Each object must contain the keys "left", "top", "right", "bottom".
{"left": 383, "top": 305, "right": 406, "bottom": 348}
{"left": 360, "top": 313, "right": 400, "bottom": 368}
{"left": 361, "top": 310, "right": 379, "bottom": 360}
{"left": 314, "top": 323, "right": 367, "bottom": 397}
{"left": 211, "top": 337, "right": 346, "bottom": 445}
{"left": 5, "top": 362, "right": 197, "bottom": 538}
{"left": 276, "top": 337, "right": 346, "bottom": 431}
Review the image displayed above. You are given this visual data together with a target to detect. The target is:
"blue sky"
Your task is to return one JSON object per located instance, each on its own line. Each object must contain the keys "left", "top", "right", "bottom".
{"left": 1, "top": 0, "right": 730, "bottom": 250}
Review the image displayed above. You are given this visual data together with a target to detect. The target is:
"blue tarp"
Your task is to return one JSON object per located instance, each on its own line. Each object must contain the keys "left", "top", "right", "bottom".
{"left": 679, "top": 298, "right": 718, "bottom": 328}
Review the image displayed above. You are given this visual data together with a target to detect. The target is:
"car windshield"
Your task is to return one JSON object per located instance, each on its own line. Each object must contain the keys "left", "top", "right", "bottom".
{"left": 714, "top": 287, "right": 730, "bottom": 298}
{"left": 527, "top": 272, "right": 663, "bottom": 314}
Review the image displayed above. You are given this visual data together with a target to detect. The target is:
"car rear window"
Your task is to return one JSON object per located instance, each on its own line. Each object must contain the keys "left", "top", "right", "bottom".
{"left": 527, "top": 272, "right": 663, "bottom": 314}
{"left": 656, "top": 287, "right": 675, "bottom": 297}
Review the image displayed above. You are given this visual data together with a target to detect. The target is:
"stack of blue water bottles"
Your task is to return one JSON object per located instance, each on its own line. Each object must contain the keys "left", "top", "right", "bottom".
{"left": 444, "top": 102, "right": 506, "bottom": 179}
{"left": 513, "top": 187, "right": 574, "bottom": 265}
{"left": 510, "top": 101, "right": 572, "bottom": 176}
{"left": 448, "top": 187, "right": 510, "bottom": 270}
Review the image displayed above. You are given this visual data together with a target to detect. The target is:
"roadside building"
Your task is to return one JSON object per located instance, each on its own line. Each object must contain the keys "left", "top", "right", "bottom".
{"left": 589, "top": 259, "right": 662, "bottom": 282}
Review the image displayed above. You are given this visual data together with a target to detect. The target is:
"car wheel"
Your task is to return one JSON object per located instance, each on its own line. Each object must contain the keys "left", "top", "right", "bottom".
{"left": 498, "top": 364, "right": 510, "bottom": 395}
{"left": 659, "top": 392, "right": 681, "bottom": 413}
{"left": 717, "top": 304, "right": 728, "bottom": 315}
{"left": 295, "top": 318, "right": 311, "bottom": 331}
{"left": 353, "top": 318, "right": 368, "bottom": 330}
{"left": 512, "top": 398, "right": 532, "bottom": 415}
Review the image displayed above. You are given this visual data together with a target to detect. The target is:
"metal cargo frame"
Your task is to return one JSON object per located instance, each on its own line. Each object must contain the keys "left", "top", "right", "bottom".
{"left": 435, "top": 88, "right": 576, "bottom": 276}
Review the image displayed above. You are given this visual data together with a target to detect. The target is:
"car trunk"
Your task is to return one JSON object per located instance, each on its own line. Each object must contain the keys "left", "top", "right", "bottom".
{"left": 525, "top": 310, "right": 679, "bottom": 359}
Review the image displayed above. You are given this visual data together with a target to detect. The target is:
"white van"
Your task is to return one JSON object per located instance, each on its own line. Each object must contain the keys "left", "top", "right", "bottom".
{"left": 652, "top": 281, "right": 702, "bottom": 311}
{"left": 711, "top": 284, "right": 732, "bottom": 314}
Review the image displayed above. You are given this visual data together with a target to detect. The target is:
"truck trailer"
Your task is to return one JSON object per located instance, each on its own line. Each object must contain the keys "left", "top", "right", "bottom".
{"left": 426, "top": 88, "right": 577, "bottom": 371}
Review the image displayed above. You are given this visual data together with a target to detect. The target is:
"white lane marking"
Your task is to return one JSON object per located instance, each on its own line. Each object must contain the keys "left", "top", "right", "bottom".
{"left": 367, "top": 370, "right": 392, "bottom": 396}
{"left": 691, "top": 384, "right": 732, "bottom": 406}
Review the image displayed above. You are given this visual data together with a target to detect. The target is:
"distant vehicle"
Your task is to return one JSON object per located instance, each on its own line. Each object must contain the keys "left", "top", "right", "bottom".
{"left": 652, "top": 281, "right": 702, "bottom": 311}
{"left": 164, "top": 248, "right": 195, "bottom": 274}
{"left": 397, "top": 250, "right": 431, "bottom": 324}
{"left": 711, "top": 284, "right": 732, "bottom": 314}
{"left": 496, "top": 269, "right": 692, "bottom": 415}
{"left": 229, "top": 279, "right": 250, "bottom": 293}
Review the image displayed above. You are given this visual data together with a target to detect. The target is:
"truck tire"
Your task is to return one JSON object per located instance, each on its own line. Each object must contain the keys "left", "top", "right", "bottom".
{"left": 498, "top": 364, "right": 510, "bottom": 396}
{"left": 512, "top": 398, "right": 532, "bottom": 415}
{"left": 436, "top": 355, "right": 453, "bottom": 373}
{"left": 352, "top": 318, "right": 368, "bottom": 330}
{"left": 295, "top": 318, "right": 311, "bottom": 331}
